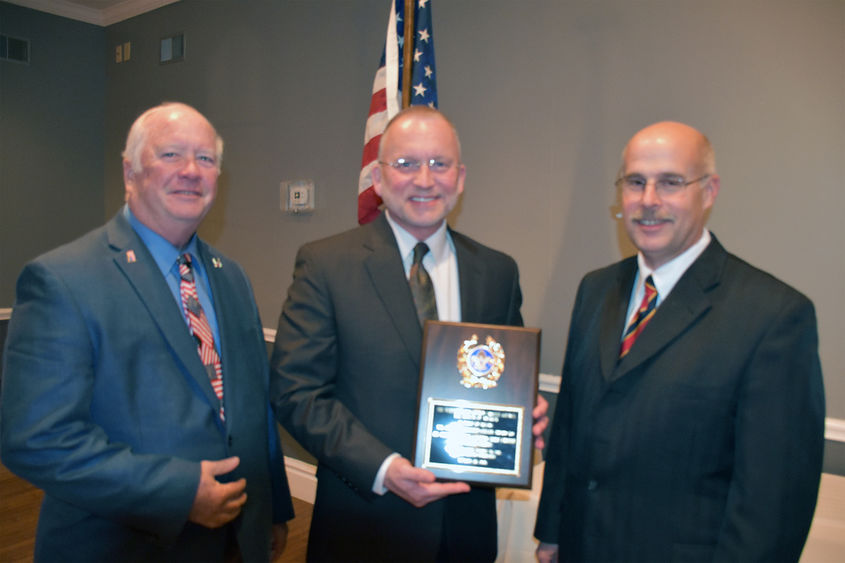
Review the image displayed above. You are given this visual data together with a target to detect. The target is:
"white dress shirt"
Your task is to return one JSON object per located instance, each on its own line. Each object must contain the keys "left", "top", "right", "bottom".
{"left": 373, "top": 213, "right": 462, "bottom": 494}
{"left": 623, "top": 228, "right": 712, "bottom": 338}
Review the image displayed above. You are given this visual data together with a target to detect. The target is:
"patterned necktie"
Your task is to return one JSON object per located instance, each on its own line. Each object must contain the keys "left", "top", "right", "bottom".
{"left": 619, "top": 275, "right": 658, "bottom": 358}
{"left": 409, "top": 242, "right": 438, "bottom": 326}
{"left": 178, "top": 254, "right": 224, "bottom": 420}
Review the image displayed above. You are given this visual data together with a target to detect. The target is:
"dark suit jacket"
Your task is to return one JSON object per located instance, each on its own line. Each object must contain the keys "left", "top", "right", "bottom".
{"left": 534, "top": 236, "right": 825, "bottom": 562}
{"left": 0, "top": 212, "right": 294, "bottom": 562}
{"left": 271, "top": 214, "right": 523, "bottom": 562}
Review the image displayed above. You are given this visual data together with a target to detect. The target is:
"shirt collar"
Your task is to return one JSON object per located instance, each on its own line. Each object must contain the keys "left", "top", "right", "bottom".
{"left": 384, "top": 211, "right": 450, "bottom": 266}
{"left": 124, "top": 204, "right": 201, "bottom": 277}
{"left": 636, "top": 228, "right": 711, "bottom": 300}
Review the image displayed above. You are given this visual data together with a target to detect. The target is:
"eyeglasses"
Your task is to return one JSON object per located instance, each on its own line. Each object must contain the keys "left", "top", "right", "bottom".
{"left": 378, "top": 158, "right": 455, "bottom": 174}
{"left": 615, "top": 173, "right": 710, "bottom": 196}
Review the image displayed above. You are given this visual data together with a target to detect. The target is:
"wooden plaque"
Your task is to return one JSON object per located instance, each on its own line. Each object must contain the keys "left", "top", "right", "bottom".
{"left": 412, "top": 321, "right": 540, "bottom": 488}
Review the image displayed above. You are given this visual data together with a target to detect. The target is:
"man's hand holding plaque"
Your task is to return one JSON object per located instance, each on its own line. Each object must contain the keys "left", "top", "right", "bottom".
{"left": 384, "top": 456, "right": 471, "bottom": 507}
{"left": 532, "top": 394, "right": 550, "bottom": 450}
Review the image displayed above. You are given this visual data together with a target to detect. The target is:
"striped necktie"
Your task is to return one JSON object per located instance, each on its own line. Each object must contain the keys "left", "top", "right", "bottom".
{"left": 409, "top": 242, "right": 438, "bottom": 326}
{"left": 619, "top": 275, "right": 658, "bottom": 359}
{"left": 178, "top": 254, "right": 224, "bottom": 420}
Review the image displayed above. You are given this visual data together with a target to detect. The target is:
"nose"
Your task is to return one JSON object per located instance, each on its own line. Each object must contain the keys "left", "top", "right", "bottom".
{"left": 414, "top": 162, "right": 435, "bottom": 188}
{"left": 179, "top": 156, "right": 201, "bottom": 178}
{"left": 641, "top": 180, "right": 662, "bottom": 206}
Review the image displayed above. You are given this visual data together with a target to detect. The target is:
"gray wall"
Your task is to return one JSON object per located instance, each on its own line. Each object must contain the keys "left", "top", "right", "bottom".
{"left": 0, "top": 2, "right": 105, "bottom": 302}
{"left": 2, "top": 1, "right": 842, "bottom": 422}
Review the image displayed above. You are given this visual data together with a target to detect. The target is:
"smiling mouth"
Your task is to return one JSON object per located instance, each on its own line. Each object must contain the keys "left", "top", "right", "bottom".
{"left": 410, "top": 195, "right": 438, "bottom": 202}
{"left": 633, "top": 210, "right": 674, "bottom": 225}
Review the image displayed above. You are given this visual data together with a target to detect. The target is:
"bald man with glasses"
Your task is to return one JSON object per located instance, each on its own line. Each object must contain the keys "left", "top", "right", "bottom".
{"left": 271, "top": 106, "right": 547, "bottom": 562}
{"left": 534, "top": 121, "right": 825, "bottom": 563}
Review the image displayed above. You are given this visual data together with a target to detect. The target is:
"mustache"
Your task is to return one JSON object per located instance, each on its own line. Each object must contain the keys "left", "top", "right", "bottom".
{"left": 631, "top": 209, "right": 672, "bottom": 222}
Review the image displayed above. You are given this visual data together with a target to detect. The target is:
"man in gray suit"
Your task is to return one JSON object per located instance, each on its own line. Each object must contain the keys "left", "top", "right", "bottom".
{"left": 271, "top": 106, "right": 547, "bottom": 562}
{"left": 534, "top": 121, "right": 825, "bottom": 562}
{"left": 1, "top": 102, "right": 293, "bottom": 562}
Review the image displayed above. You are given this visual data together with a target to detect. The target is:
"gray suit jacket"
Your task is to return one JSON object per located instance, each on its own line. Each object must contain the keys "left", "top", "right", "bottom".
{"left": 1, "top": 212, "right": 293, "bottom": 562}
{"left": 271, "top": 214, "right": 522, "bottom": 562}
{"left": 534, "top": 236, "right": 825, "bottom": 562}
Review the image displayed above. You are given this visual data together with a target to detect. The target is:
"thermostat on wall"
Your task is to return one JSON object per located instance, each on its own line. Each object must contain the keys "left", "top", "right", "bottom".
{"left": 281, "top": 179, "right": 315, "bottom": 214}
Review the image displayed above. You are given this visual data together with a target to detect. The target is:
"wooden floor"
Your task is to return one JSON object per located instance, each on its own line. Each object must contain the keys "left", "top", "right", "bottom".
{"left": 0, "top": 462, "right": 42, "bottom": 563}
{"left": 280, "top": 497, "right": 313, "bottom": 563}
{"left": 0, "top": 462, "right": 313, "bottom": 563}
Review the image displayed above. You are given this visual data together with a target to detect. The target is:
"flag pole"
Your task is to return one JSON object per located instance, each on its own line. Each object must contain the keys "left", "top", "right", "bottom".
{"left": 401, "top": 0, "right": 414, "bottom": 108}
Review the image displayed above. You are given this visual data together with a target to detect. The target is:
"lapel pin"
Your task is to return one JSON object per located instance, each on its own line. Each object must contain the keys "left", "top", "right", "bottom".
{"left": 212, "top": 257, "right": 223, "bottom": 269}
{"left": 126, "top": 250, "right": 137, "bottom": 263}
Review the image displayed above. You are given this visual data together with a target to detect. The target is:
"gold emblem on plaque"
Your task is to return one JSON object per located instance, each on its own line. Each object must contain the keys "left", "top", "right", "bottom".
{"left": 457, "top": 334, "right": 505, "bottom": 389}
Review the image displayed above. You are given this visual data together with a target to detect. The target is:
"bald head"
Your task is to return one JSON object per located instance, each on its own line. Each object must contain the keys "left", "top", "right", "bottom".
{"left": 622, "top": 121, "right": 715, "bottom": 178}
{"left": 379, "top": 106, "right": 462, "bottom": 162}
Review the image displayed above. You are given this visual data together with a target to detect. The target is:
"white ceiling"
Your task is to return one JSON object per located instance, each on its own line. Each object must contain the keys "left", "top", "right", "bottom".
{"left": 6, "top": 0, "right": 179, "bottom": 26}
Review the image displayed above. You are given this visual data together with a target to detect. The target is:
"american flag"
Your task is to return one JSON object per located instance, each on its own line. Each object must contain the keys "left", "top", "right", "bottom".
{"left": 357, "top": 0, "right": 438, "bottom": 224}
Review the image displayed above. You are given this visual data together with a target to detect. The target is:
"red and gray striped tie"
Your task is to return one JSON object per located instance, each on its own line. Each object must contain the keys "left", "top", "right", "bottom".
{"left": 178, "top": 253, "right": 224, "bottom": 420}
{"left": 619, "top": 275, "right": 658, "bottom": 359}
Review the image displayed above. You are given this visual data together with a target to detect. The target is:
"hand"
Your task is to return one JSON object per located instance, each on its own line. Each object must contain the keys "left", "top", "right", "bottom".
{"left": 270, "top": 522, "right": 289, "bottom": 561}
{"left": 532, "top": 394, "right": 550, "bottom": 450}
{"left": 384, "top": 456, "right": 470, "bottom": 508}
{"left": 536, "top": 541, "right": 559, "bottom": 563}
{"left": 188, "top": 456, "right": 247, "bottom": 529}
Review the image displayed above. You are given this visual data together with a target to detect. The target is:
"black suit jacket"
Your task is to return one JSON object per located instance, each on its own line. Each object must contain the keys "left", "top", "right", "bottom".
{"left": 534, "top": 236, "right": 825, "bottom": 562}
{"left": 271, "top": 214, "right": 522, "bottom": 562}
{"left": 1, "top": 212, "right": 293, "bottom": 562}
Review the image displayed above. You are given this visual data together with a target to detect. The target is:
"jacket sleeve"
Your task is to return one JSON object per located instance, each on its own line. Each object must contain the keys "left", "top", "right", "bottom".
{"left": 713, "top": 294, "right": 825, "bottom": 561}
{"left": 269, "top": 245, "right": 393, "bottom": 497}
{"left": 533, "top": 277, "right": 586, "bottom": 544}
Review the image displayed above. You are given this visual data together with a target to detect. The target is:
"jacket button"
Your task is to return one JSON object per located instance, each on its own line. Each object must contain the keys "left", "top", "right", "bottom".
{"left": 587, "top": 479, "right": 598, "bottom": 491}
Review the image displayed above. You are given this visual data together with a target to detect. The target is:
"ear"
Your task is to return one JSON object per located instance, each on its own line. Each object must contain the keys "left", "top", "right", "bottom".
{"left": 702, "top": 174, "right": 720, "bottom": 210}
{"left": 455, "top": 163, "right": 467, "bottom": 195}
{"left": 371, "top": 164, "right": 384, "bottom": 197}
{"left": 123, "top": 159, "right": 135, "bottom": 185}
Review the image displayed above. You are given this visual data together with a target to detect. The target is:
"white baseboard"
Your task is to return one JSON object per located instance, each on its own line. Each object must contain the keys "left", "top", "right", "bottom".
{"left": 538, "top": 372, "right": 561, "bottom": 394}
{"left": 826, "top": 418, "right": 845, "bottom": 444}
{"left": 284, "top": 456, "right": 317, "bottom": 504}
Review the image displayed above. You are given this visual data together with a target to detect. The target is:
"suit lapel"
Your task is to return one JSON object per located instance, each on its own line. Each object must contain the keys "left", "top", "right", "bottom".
{"left": 599, "top": 260, "right": 636, "bottom": 381}
{"left": 611, "top": 239, "right": 726, "bottom": 382}
{"left": 453, "top": 232, "right": 483, "bottom": 322}
{"left": 106, "top": 213, "right": 224, "bottom": 418}
{"left": 363, "top": 215, "right": 424, "bottom": 367}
